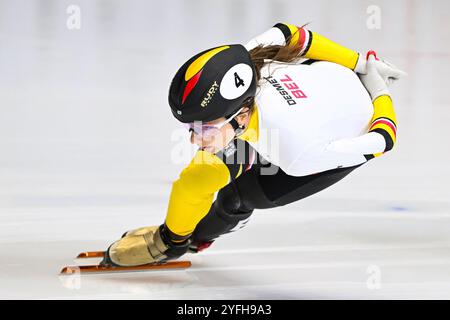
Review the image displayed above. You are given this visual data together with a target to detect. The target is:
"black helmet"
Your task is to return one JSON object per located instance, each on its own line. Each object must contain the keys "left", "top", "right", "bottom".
{"left": 168, "top": 44, "right": 257, "bottom": 123}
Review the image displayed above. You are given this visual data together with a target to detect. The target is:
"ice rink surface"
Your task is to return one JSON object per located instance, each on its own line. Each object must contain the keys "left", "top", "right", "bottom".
{"left": 1, "top": 0, "right": 450, "bottom": 299}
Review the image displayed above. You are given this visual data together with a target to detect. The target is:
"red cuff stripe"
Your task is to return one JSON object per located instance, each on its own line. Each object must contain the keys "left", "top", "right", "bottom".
{"left": 370, "top": 118, "right": 397, "bottom": 137}
{"left": 298, "top": 27, "right": 306, "bottom": 49}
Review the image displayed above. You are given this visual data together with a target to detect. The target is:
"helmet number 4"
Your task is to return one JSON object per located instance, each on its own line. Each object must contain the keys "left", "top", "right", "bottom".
{"left": 234, "top": 72, "right": 245, "bottom": 88}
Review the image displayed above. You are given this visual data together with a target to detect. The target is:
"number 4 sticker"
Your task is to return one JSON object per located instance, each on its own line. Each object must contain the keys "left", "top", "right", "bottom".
{"left": 234, "top": 72, "right": 245, "bottom": 88}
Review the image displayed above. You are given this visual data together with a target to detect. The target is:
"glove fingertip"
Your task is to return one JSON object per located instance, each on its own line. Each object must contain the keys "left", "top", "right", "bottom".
{"left": 366, "top": 50, "right": 378, "bottom": 60}
{"left": 366, "top": 54, "right": 376, "bottom": 67}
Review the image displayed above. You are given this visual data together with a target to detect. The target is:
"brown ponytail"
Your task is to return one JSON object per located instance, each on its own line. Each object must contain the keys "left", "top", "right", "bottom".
{"left": 243, "top": 27, "right": 309, "bottom": 112}
{"left": 243, "top": 42, "right": 302, "bottom": 113}
{"left": 249, "top": 43, "right": 302, "bottom": 82}
{"left": 249, "top": 23, "right": 311, "bottom": 83}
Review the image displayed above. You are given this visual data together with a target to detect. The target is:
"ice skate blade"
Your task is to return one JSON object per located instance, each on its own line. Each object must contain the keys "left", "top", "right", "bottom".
{"left": 76, "top": 251, "right": 105, "bottom": 259}
{"left": 60, "top": 261, "right": 192, "bottom": 275}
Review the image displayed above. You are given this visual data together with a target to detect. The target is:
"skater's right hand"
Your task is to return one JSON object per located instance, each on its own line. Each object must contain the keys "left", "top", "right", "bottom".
{"left": 373, "top": 58, "right": 407, "bottom": 86}
{"left": 358, "top": 51, "right": 391, "bottom": 101}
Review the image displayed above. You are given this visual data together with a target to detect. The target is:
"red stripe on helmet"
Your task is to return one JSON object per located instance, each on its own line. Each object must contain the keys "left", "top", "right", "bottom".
{"left": 182, "top": 69, "right": 203, "bottom": 105}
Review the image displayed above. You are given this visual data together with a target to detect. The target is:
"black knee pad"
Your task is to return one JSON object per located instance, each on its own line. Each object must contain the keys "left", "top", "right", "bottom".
{"left": 216, "top": 180, "right": 253, "bottom": 215}
{"left": 192, "top": 182, "right": 254, "bottom": 243}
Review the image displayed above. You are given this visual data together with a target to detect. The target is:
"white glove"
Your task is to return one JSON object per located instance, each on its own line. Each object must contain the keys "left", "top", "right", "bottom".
{"left": 358, "top": 51, "right": 390, "bottom": 101}
{"left": 355, "top": 51, "right": 407, "bottom": 86}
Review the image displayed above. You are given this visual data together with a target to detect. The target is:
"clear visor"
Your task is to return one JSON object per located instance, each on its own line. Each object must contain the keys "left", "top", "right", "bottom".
{"left": 183, "top": 107, "right": 244, "bottom": 138}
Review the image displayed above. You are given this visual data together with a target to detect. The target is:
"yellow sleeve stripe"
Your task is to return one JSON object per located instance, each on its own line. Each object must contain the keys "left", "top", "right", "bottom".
{"left": 286, "top": 24, "right": 300, "bottom": 47}
{"left": 371, "top": 95, "right": 397, "bottom": 124}
{"left": 366, "top": 95, "right": 398, "bottom": 155}
{"left": 369, "top": 95, "right": 397, "bottom": 143}
{"left": 304, "top": 32, "right": 359, "bottom": 70}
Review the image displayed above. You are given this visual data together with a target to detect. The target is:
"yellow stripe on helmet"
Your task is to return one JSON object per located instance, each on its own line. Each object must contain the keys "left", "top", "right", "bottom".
{"left": 185, "top": 46, "right": 230, "bottom": 81}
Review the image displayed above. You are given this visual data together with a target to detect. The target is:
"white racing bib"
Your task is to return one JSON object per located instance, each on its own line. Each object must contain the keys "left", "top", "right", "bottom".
{"left": 253, "top": 61, "right": 374, "bottom": 176}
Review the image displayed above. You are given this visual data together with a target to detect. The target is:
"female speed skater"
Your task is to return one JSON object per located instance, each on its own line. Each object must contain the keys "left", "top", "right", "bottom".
{"left": 101, "top": 22, "right": 406, "bottom": 267}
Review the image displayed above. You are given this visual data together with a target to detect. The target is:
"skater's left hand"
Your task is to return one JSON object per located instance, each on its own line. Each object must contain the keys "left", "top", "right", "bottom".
{"left": 356, "top": 51, "right": 407, "bottom": 86}
{"left": 358, "top": 51, "right": 391, "bottom": 101}
{"left": 101, "top": 224, "right": 191, "bottom": 267}
{"left": 101, "top": 225, "right": 165, "bottom": 267}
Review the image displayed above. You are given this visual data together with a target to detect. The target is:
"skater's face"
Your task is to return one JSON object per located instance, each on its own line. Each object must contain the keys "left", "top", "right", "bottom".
{"left": 189, "top": 107, "right": 252, "bottom": 154}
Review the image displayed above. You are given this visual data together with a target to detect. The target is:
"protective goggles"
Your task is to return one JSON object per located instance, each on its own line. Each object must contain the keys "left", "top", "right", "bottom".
{"left": 183, "top": 107, "right": 244, "bottom": 138}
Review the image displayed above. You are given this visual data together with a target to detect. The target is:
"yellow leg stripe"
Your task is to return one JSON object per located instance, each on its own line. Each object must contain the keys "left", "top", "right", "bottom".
{"left": 165, "top": 187, "right": 215, "bottom": 236}
{"left": 373, "top": 152, "right": 384, "bottom": 158}
{"left": 235, "top": 164, "right": 243, "bottom": 179}
{"left": 165, "top": 151, "right": 230, "bottom": 237}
